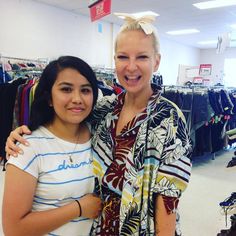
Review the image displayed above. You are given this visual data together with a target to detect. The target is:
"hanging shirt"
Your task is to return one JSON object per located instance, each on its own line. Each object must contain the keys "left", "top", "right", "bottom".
{"left": 7, "top": 126, "right": 95, "bottom": 236}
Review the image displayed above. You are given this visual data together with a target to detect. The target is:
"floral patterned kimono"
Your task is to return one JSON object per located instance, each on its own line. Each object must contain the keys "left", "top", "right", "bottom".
{"left": 90, "top": 85, "right": 192, "bottom": 236}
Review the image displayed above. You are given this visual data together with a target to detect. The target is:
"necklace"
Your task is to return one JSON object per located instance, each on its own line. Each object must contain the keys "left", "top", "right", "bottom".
{"left": 68, "top": 137, "right": 80, "bottom": 163}
{"left": 48, "top": 126, "right": 80, "bottom": 163}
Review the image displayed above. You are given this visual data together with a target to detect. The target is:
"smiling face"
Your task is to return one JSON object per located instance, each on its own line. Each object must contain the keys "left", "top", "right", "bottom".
{"left": 50, "top": 68, "right": 94, "bottom": 128}
{"left": 114, "top": 30, "right": 161, "bottom": 96}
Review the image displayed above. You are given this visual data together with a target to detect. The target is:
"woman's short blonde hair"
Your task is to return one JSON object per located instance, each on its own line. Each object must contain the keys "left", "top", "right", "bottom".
{"left": 114, "top": 21, "right": 160, "bottom": 54}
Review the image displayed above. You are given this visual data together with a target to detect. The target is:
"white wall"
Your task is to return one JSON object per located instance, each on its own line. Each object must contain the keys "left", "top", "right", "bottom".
{"left": 159, "top": 37, "right": 200, "bottom": 85}
{"left": 0, "top": 0, "right": 200, "bottom": 85}
{"left": 200, "top": 48, "right": 236, "bottom": 85}
{"left": 0, "top": 0, "right": 112, "bottom": 67}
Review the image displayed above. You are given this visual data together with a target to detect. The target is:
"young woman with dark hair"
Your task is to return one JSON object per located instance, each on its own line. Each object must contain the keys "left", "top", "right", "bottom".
{"left": 3, "top": 56, "right": 102, "bottom": 236}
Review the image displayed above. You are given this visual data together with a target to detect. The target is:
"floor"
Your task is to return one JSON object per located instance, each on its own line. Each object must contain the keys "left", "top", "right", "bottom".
{"left": 0, "top": 150, "right": 235, "bottom": 236}
{"left": 180, "top": 149, "right": 236, "bottom": 236}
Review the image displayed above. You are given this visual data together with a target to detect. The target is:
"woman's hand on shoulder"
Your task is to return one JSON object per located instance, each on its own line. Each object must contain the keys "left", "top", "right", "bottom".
{"left": 5, "top": 125, "right": 31, "bottom": 158}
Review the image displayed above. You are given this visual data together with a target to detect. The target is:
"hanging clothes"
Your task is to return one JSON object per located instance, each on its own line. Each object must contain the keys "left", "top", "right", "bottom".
{"left": 162, "top": 85, "right": 236, "bottom": 158}
{"left": 0, "top": 78, "right": 27, "bottom": 159}
{"left": 0, "top": 56, "right": 46, "bottom": 169}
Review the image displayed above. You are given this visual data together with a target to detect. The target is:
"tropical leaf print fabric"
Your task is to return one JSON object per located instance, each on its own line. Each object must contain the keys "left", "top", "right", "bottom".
{"left": 90, "top": 85, "right": 192, "bottom": 236}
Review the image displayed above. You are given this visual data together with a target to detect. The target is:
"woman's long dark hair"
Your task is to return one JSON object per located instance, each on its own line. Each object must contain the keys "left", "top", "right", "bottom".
{"left": 29, "top": 56, "right": 98, "bottom": 131}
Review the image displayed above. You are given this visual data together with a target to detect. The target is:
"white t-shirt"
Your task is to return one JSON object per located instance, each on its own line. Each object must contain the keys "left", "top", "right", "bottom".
{"left": 7, "top": 126, "right": 95, "bottom": 236}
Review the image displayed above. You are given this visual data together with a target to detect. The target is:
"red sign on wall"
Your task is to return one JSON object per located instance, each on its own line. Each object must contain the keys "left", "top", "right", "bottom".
{"left": 199, "top": 64, "right": 212, "bottom": 76}
{"left": 89, "top": 0, "right": 111, "bottom": 22}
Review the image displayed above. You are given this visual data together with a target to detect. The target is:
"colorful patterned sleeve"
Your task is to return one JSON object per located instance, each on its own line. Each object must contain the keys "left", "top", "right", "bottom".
{"left": 90, "top": 94, "right": 117, "bottom": 130}
{"left": 155, "top": 104, "right": 192, "bottom": 214}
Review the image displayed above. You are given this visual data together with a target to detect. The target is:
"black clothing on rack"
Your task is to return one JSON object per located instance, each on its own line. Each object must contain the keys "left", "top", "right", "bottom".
{"left": 0, "top": 78, "right": 27, "bottom": 163}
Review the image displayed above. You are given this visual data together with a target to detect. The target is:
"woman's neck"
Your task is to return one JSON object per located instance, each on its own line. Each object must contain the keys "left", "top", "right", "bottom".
{"left": 124, "top": 87, "right": 153, "bottom": 110}
{"left": 45, "top": 122, "right": 83, "bottom": 143}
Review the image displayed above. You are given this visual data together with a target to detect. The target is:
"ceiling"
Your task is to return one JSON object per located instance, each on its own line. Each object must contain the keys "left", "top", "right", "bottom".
{"left": 32, "top": 0, "right": 236, "bottom": 49}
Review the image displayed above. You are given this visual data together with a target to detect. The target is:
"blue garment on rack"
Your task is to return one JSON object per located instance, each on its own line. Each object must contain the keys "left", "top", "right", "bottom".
{"left": 0, "top": 66, "right": 12, "bottom": 84}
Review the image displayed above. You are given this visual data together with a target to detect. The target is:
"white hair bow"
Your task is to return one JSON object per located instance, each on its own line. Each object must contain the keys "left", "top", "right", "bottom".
{"left": 114, "top": 12, "right": 157, "bottom": 35}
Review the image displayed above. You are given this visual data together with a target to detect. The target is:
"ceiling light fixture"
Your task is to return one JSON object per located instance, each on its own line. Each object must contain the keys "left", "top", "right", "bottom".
{"left": 132, "top": 11, "right": 159, "bottom": 18}
{"left": 198, "top": 40, "right": 218, "bottom": 45}
{"left": 230, "top": 24, "right": 236, "bottom": 29}
{"left": 116, "top": 11, "right": 159, "bottom": 19}
{"left": 193, "top": 0, "right": 236, "bottom": 9}
{"left": 166, "top": 29, "right": 200, "bottom": 35}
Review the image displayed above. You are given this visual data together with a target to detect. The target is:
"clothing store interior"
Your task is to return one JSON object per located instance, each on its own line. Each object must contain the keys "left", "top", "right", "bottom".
{"left": 1, "top": 0, "right": 236, "bottom": 235}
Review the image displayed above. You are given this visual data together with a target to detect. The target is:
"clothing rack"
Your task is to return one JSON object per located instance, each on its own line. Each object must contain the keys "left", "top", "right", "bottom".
{"left": 162, "top": 84, "right": 236, "bottom": 159}
{"left": 0, "top": 54, "right": 48, "bottom": 83}
{"left": 162, "top": 85, "right": 194, "bottom": 134}
{"left": 0, "top": 55, "right": 48, "bottom": 63}
{"left": 163, "top": 84, "right": 236, "bottom": 96}
{"left": 92, "top": 66, "right": 114, "bottom": 73}
{"left": 92, "top": 67, "right": 116, "bottom": 88}
{"left": 163, "top": 84, "right": 227, "bottom": 89}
